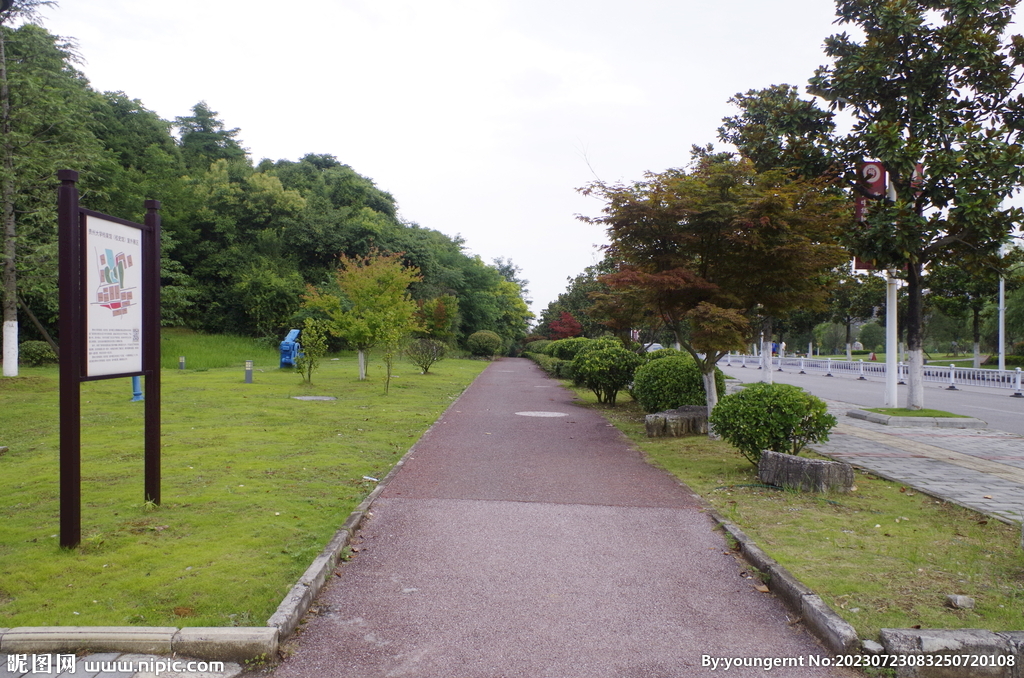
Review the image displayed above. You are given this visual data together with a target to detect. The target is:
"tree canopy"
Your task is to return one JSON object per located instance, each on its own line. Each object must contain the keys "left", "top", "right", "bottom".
{"left": 580, "top": 154, "right": 848, "bottom": 411}
{"left": 0, "top": 20, "right": 531, "bottom": 373}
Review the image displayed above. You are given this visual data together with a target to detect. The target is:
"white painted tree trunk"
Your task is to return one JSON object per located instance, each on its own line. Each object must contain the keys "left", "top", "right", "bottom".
{"left": 357, "top": 349, "right": 367, "bottom": 381}
{"left": 702, "top": 369, "right": 720, "bottom": 440}
{"left": 2, "top": 320, "right": 16, "bottom": 377}
{"left": 761, "top": 338, "right": 773, "bottom": 384}
{"left": 906, "top": 348, "right": 925, "bottom": 410}
{"left": 973, "top": 342, "right": 981, "bottom": 370}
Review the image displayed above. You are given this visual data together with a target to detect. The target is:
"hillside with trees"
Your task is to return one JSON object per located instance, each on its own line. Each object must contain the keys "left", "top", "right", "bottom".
{"left": 0, "top": 10, "right": 531, "bottom": 373}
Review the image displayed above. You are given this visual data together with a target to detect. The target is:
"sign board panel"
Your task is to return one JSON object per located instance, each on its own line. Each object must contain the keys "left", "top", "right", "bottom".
{"left": 85, "top": 215, "right": 143, "bottom": 377}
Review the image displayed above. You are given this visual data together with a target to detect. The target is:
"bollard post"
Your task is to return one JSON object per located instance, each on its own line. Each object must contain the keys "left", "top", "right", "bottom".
{"left": 825, "top": 358, "right": 833, "bottom": 377}
{"left": 1013, "top": 368, "right": 1024, "bottom": 398}
{"left": 946, "top": 364, "right": 958, "bottom": 391}
{"left": 799, "top": 357, "right": 806, "bottom": 374}
{"left": 245, "top": 360, "right": 254, "bottom": 384}
{"left": 178, "top": 356, "right": 185, "bottom": 370}
{"left": 740, "top": 354, "right": 746, "bottom": 368}
{"left": 130, "top": 376, "right": 144, "bottom": 402}
{"left": 858, "top": 359, "right": 866, "bottom": 380}
{"left": 898, "top": 361, "right": 906, "bottom": 385}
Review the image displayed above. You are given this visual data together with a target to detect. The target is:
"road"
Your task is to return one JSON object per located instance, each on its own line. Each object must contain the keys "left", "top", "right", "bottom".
{"left": 719, "top": 362, "right": 1024, "bottom": 435}
{"left": 265, "top": 358, "right": 855, "bottom": 678}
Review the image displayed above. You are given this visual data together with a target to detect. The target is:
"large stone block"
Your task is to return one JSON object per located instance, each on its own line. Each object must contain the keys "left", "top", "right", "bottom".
{"left": 644, "top": 406, "right": 708, "bottom": 437}
{"left": 879, "top": 628, "right": 1014, "bottom": 678}
{"left": 758, "top": 450, "right": 854, "bottom": 493}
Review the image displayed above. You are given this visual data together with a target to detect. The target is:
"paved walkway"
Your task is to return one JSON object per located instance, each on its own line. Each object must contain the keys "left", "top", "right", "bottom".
{"left": 721, "top": 367, "right": 1024, "bottom": 525}
{"left": 261, "top": 358, "right": 854, "bottom": 677}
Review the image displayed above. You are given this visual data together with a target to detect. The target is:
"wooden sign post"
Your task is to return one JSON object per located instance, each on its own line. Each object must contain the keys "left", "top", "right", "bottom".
{"left": 57, "top": 170, "right": 162, "bottom": 548}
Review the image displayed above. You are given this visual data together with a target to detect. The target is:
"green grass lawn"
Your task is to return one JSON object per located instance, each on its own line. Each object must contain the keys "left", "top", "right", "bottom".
{"left": 573, "top": 389, "right": 1024, "bottom": 640}
{"left": 0, "top": 335, "right": 486, "bottom": 628}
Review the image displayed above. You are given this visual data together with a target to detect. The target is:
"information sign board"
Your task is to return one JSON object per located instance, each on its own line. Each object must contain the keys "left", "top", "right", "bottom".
{"left": 85, "top": 215, "right": 143, "bottom": 377}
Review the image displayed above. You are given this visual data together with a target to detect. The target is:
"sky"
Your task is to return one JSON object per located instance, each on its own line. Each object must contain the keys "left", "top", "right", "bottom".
{"left": 40, "top": 0, "right": 852, "bottom": 317}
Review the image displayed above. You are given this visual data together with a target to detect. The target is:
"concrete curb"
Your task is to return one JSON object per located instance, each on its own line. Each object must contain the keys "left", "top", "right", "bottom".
{"left": 0, "top": 376, "right": 477, "bottom": 664}
{"left": 707, "top": 510, "right": 859, "bottom": 655}
{"left": 705, "top": 508, "right": 1024, "bottom": 677}
{"left": 0, "top": 626, "right": 277, "bottom": 663}
{"left": 847, "top": 409, "right": 987, "bottom": 428}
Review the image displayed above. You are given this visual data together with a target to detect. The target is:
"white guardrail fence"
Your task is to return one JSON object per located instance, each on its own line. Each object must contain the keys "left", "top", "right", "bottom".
{"left": 718, "top": 353, "right": 1024, "bottom": 397}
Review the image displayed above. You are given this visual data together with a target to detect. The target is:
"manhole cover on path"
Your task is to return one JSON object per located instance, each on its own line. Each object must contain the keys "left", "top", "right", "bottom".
{"left": 292, "top": 396, "right": 337, "bottom": 401}
{"left": 515, "top": 411, "right": 568, "bottom": 417}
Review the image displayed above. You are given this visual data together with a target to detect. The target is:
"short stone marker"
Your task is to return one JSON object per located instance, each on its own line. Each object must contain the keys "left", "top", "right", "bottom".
{"left": 758, "top": 450, "right": 855, "bottom": 493}
{"left": 644, "top": 405, "right": 708, "bottom": 437}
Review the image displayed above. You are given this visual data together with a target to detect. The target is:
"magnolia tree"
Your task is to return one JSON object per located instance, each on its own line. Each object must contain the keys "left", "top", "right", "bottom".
{"left": 808, "top": 0, "right": 1024, "bottom": 408}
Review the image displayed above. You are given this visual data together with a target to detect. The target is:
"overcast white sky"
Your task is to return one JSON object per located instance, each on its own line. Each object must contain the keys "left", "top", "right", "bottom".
{"left": 41, "top": 0, "right": 857, "bottom": 316}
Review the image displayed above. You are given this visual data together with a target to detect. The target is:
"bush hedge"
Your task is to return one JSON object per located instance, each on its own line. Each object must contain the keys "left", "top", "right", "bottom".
{"left": 548, "top": 337, "right": 593, "bottom": 361}
{"left": 524, "top": 352, "right": 573, "bottom": 379}
{"left": 709, "top": 382, "right": 836, "bottom": 466}
{"left": 523, "top": 339, "right": 553, "bottom": 355}
{"left": 19, "top": 341, "right": 58, "bottom": 366}
{"left": 466, "top": 330, "right": 503, "bottom": 357}
{"left": 631, "top": 356, "right": 725, "bottom": 414}
{"left": 571, "top": 346, "right": 643, "bottom": 405}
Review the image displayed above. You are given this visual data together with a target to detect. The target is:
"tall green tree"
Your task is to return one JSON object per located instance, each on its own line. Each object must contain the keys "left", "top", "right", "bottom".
{"left": 1, "top": 9, "right": 102, "bottom": 375}
{"left": 303, "top": 250, "right": 421, "bottom": 381}
{"left": 581, "top": 154, "right": 848, "bottom": 416}
{"left": 827, "top": 265, "right": 887, "bottom": 360}
{"left": 808, "top": 0, "right": 1024, "bottom": 408}
{"left": 174, "top": 101, "right": 247, "bottom": 171}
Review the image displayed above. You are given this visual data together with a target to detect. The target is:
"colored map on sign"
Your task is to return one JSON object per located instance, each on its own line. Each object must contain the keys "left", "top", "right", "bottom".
{"left": 95, "top": 247, "right": 136, "bottom": 317}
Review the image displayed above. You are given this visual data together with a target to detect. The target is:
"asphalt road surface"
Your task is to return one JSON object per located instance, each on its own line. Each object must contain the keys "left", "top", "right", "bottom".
{"left": 266, "top": 358, "right": 856, "bottom": 678}
{"left": 719, "top": 363, "right": 1024, "bottom": 434}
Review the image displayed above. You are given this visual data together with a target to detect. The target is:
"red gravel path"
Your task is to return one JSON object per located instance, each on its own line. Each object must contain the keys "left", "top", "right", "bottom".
{"left": 268, "top": 359, "right": 855, "bottom": 677}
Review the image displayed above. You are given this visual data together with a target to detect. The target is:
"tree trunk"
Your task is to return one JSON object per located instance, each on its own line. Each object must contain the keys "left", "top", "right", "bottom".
{"left": 357, "top": 349, "right": 367, "bottom": 381}
{"left": 760, "top": 317, "right": 773, "bottom": 385}
{"left": 1, "top": 25, "right": 18, "bottom": 377}
{"left": 702, "top": 363, "right": 720, "bottom": 440}
{"left": 845, "top": 319, "right": 853, "bottom": 361}
{"left": 905, "top": 263, "right": 925, "bottom": 409}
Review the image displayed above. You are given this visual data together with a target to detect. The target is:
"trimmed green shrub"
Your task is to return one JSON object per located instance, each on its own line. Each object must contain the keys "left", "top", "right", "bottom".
{"left": 709, "top": 382, "right": 837, "bottom": 466}
{"left": 571, "top": 346, "right": 643, "bottom": 405}
{"left": 523, "top": 339, "right": 553, "bottom": 355}
{"left": 524, "top": 352, "right": 573, "bottom": 379}
{"left": 631, "top": 356, "right": 724, "bottom": 414}
{"left": 19, "top": 341, "right": 57, "bottom": 366}
{"left": 466, "top": 330, "right": 502, "bottom": 357}
{"left": 548, "top": 337, "right": 592, "bottom": 360}
{"left": 643, "top": 347, "right": 683, "bottom": 362}
{"left": 573, "top": 336, "right": 620, "bottom": 357}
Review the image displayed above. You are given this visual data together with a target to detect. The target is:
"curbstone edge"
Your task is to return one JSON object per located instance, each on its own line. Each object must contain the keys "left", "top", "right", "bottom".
{"left": 172, "top": 627, "right": 278, "bottom": 664}
{"left": 0, "top": 627, "right": 176, "bottom": 655}
{"left": 880, "top": 628, "right": 1013, "bottom": 678}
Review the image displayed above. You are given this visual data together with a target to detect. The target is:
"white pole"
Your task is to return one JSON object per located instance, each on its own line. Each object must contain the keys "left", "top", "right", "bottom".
{"left": 999, "top": 274, "right": 1006, "bottom": 372}
{"left": 885, "top": 273, "right": 898, "bottom": 407}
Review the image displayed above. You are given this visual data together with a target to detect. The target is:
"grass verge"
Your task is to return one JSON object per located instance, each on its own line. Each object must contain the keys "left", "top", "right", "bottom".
{"left": 571, "top": 388, "right": 1024, "bottom": 640}
{"left": 0, "top": 340, "right": 487, "bottom": 627}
